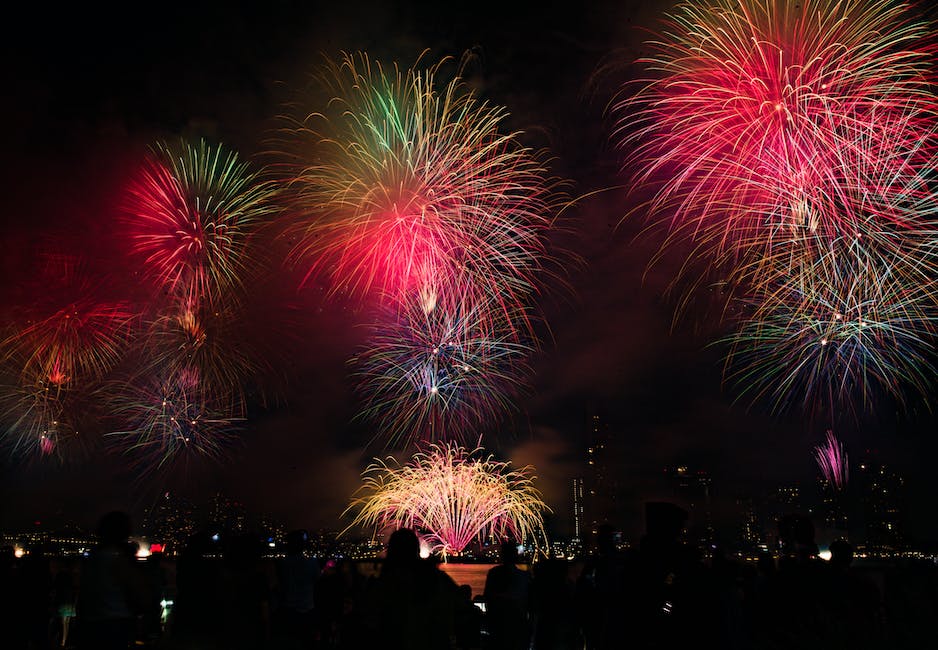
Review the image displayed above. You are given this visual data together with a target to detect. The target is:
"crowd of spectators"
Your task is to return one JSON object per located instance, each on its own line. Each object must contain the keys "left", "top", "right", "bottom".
{"left": 1, "top": 504, "right": 936, "bottom": 649}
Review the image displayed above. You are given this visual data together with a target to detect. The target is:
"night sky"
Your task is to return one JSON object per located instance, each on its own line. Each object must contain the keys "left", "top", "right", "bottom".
{"left": 2, "top": 0, "right": 937, "bottom": 544}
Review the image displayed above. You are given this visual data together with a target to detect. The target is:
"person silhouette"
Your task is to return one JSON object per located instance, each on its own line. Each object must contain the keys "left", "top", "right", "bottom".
{"left": 484, "top": 540, "right": 531, "bottom": 650}
{"left": 77, "top": 511, "right": 145, "bottom": 650}
{"left": 275, "top": 529, "right": 320, "bottom": 649}
{"left": 362, "top": 528, "right": 457, "bottom": 650}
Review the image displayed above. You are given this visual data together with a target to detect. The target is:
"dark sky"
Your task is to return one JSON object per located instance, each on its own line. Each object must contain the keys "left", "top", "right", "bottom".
{"left": 2, "top": 0, "right": 937, "bottom": 544}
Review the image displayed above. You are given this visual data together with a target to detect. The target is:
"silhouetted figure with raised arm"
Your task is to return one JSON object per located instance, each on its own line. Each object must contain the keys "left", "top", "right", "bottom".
{"left": 77, "top": 511, "right": 145, "bottom": 650}
{"left": 484, "top": 540, "right": 531, "bottom": 650}
{"left": 362, "top": 528, "right": 457, "bottom": 650}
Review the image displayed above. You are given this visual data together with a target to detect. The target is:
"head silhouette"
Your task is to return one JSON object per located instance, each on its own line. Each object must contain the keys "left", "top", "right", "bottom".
{"left": 499, "top": 540, "right": 520, "bottom": 565}
{"left": 386, "top": 528, "right": 420, "bottom": 564}
{"left": 829, "top": 539, "right": 854, "bottom": 569}
{"left": 96, "top": 511, "right": 132, "bottom": 546}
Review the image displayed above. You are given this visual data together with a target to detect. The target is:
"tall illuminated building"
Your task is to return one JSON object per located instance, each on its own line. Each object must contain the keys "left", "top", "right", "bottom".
{"left": 736, "top": 496, "right": 763, "bottom": 551}
{"left": 857, "top": 458, "right": 904, "bottom": 555}
{"left": 572, "top": 477, "right": 585, "bottom": 542}
{"left": 585, "top": 410, "right": 616, "bottom": 540}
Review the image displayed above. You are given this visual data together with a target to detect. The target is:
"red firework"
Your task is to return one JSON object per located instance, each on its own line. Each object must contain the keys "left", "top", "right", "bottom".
{"left": 123, "top": 140, "right": 277, "bottom": 305}
{"left": 618, "top": 0, "right": 936, "bottom": 252}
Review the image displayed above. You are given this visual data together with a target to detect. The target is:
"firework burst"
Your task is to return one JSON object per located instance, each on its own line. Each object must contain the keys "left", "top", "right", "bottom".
{"left": 3, "top": 299, "right": 134, "bottom": 391}
{"left": 285, "top": 52, "right": 558, "bottom": 320}
{"left": 124, "top": 139, "right": 278, "bottom": 305}
{"left": 723, "top": 236, "right": 938, "bottom": 413}
{"left": 140, "top": 299, "right": 261, "bottom": 411}
{"left": 618, "top": 0, "right": 936, "bottom": 253}
{"left": 107, "top": 368, "right": 243, "bottom": 471}
{"left": 352, "top": 287, "right": 531, "bottom": 447}
{"left": 346, "top": 443, "right": 549, "bottom": 556}
{"left": 0, "top": 383, "right": 80, "bottom": 459}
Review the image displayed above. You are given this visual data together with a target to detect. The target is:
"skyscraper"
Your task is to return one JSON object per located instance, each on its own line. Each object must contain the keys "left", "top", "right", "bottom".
{"left": 585, "top": 410, "right": 617, "bottom": 540}
{"left": 857, "top": 458, "right": 904, "bottom": 555}
{"left": 572, "top": 477, "right": 585, "bottom": 542}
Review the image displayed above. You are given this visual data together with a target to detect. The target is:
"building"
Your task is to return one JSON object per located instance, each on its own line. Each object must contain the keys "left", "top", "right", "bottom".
{"left": 207, "top": 492, "right": 247, "bottom": 534}
{"left": 817, "top": 478, "right": 849, "bottom": 534}
{"left": 571, "top": 477, "right": 585, "bottom": 543}
{"left": 585, "top": 410, "right": 617, "bottom": 541}
{"left": 663, "top": 465, "right": 713, "bottom": 551}
{"left": 142, "top": 492, "right": 196, "bottom": 554}
{"left": 736, "top": 496, "right": 763, "bottom": 551}
{"left": 857, "top": 458, "right": 904, "bottom": 555}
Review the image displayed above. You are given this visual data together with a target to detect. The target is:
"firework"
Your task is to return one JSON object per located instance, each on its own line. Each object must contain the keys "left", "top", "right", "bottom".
{"left": 107, "top": 368, "right": 243, "bottom": 471}
{"left": 3, "top": 299, "right": 134, "bottom": 391}
{"left": 351, "top": 286, "right": 531, "bottom": 447}
{"left": 285, "top": 52, "right": 557, "bottom": 319}
{"left": 618, "top": 0, "right": 936, "bottom": 253}
{"left": 140, "top": 299, "right": 261, "bottom": 411}
{"left": 723, "top": 236, "right": 938, "bottom": 413}
{"left": 346, "top": 443, "right": 549, "bottom": 556}
{"left": 124, "top": 139, "right": 278, "bottom": 305}
{"left": 0, "top": 383, "right": 79, "bottom": 459}
{"left": 815, "top": 430, "right": 849, "bottom": 490}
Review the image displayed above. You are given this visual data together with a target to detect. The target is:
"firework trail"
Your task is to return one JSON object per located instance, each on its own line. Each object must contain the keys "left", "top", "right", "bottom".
{"left": 815, "top": 430, "right": 849, "bottom": 490}
{"left": 346, "top": 443, "right": 549, "bottom": 556}
{"left": 351, "top": 286, "right": 531, "bottom": 447}
{"left": 124, "top": 139, "right": 278, "bottom": 306}
{"left": 284, "top": 52, "right": 559, "bottom": 324}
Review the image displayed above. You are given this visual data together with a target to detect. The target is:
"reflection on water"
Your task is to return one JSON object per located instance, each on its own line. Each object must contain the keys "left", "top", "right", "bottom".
{"left": 438, "top": 563, "right": 497, "bottom": 598}
{"left": 349, "top": 561, "right": 542, "bottom": 599}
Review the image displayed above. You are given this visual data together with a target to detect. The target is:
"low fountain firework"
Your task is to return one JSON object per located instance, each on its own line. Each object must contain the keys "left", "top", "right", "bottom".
{"left": 346, "top": 443, "right": 549, "bottom": 556}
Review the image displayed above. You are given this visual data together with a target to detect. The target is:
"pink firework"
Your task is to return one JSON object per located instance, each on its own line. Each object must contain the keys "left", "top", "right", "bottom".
{"left": 814, "top": 430, "right": 849, "bottom": 490}
{"left": 618, "top": 0, "right": 936, "bottom": 252}
{"left": 285, "top": 53, "right": 558, "bottom": 319}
